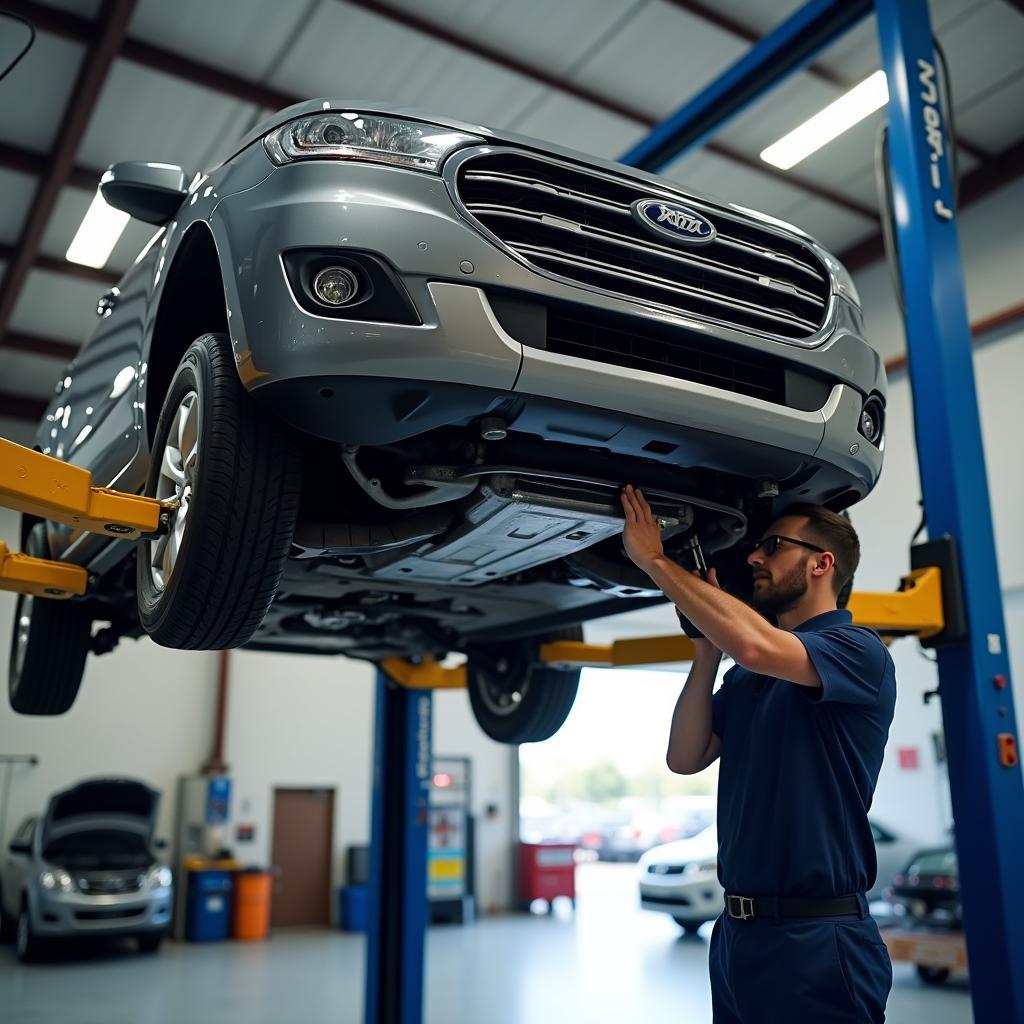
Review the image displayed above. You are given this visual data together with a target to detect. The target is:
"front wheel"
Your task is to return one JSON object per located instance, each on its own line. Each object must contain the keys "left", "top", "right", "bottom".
{"left": 8, "top": 523, "right": 92, "bottom": 715}
{"left": 916, "top": 965, "right": 950, "bottom": 986}
{"left": 16, "top": 906, "right": 43, "bottom": 962}
{"left": 137, "top": 932, "right": 164, "bottom": 954}
{"left": 466, "top": 627, "right": 582, "bottom": 744}
{"left": 137, "top": 333, "right": 302, "bottom": 649}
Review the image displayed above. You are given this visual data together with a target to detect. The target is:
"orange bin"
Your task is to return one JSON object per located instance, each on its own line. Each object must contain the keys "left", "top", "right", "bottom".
{"left": 233, "top": 870, "right": 272, "bottom": 940}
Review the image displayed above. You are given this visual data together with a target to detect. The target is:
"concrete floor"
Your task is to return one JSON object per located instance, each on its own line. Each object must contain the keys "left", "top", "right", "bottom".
{"left": 1, "top": 864, "right": 973, "bottom": 1023}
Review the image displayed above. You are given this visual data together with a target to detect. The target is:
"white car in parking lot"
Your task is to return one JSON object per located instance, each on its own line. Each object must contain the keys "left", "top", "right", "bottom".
{"left": 639, "top": 819, "right": 917, "bottom": 933}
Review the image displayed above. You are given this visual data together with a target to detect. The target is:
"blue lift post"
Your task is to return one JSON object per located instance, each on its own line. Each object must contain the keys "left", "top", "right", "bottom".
{"left": 364, "top": 669, "right": 432, "bottom": 1024}
{"left": 619, "top": 0, "right": 1024, "bottom": 1017}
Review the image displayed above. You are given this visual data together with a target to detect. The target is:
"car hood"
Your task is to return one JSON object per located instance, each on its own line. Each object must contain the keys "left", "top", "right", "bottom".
{"left": 213, "top": 99, "right": 818, "bottom": 247}
{"left": 42, "top": 778, "right": 160, "bottom": 846}
{"left": 640, "top": 826, "right": 718, "bottom": 867}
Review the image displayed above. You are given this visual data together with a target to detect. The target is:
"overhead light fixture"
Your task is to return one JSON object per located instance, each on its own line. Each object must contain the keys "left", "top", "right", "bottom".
{"left": 760, "top": 70, "right": 888, "bottom": 170}
{"left": 65, "top": 188, "right": 130, "bottom": 268}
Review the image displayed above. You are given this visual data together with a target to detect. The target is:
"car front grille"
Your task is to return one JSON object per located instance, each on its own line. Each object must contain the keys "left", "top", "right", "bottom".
{"left": 455, "top": 152, "right": 831, "bottom": 341}
{"left": 648, "top": 864, "right": 687, "bottom": 875}
{"left": 75, "top": 908, "right": 146, "bottom": 921}
{"left": 76, "top": 873, "right": 143, "bottom": 895}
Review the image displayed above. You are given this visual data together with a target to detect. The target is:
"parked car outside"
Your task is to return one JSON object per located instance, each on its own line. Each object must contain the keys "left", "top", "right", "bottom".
{"left": 11, "top": 101, "right": 886, "bottom": 746}
{"left": 639, "top": 819, "right": 917, "bottom": 933}
{"left": 887, "top": 846, "right": 960, "bottom": 930}
{"left": 0, "top": 778, "right": 172, "bottom": 961}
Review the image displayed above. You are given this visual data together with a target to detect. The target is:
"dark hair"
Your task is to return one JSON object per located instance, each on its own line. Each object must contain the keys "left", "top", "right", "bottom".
{"left": 778, "top": 503, "right": 860, "bottom": 597}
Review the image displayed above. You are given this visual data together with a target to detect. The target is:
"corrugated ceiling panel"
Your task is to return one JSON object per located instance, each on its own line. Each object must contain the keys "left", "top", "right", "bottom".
{"left": 0, "top": 350, "right": 68, "bottom": 399}
{"left": 9, "top": 269, "right": 106, "bottom": 344}
{"left": 0, "top": 31, "right": 84, "bottom": 152}
{"left": 772, "top": 195, "right": 875, "bottom": 254}
{"left": 955, "top": 76, "right": 1024, "bottom": 152}
{"left": 269, "top": 2, "right": 546, "bottom": 129}
{"left": 0, "top": 169, "right": 36, "bottom": 244}
{"left": 377, "top": 0, "right": 642, "bottom": 79}
{"left": 570, "top": 3, "right": 747, "bottom": 122}
{"left": 30, "top": 0, "right": 102, "bottom": 17}
{"left": 77, "top": 60, "right": 261, "bottom": 174}
{"left": 507, "top": 93, "right": 645, "bottom": 161}
{"left": 939, "top": 3, "right": 1024, "bottom": 111}
{"left": 129, "top": 0, "right": 316, "bottom": 85}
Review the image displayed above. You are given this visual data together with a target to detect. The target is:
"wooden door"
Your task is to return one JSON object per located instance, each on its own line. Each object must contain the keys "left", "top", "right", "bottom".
{"left": 270, "top": 788, "right": 335, "bottom": 928}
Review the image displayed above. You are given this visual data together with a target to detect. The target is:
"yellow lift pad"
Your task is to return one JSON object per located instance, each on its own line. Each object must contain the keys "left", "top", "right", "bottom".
{"left": 0, "top": 541, "right": 88, "bottom": 598}
{"left": 0, "top": 437, "right": 168, "bottom": 541}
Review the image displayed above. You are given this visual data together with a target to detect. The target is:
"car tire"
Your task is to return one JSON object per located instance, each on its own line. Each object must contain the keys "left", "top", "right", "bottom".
{"left": 8, "top": 523, "right": 92, "bottom": 715}
{"left": 137, "top": 932, "right": 164, "bottom": 954}
{"left": 16, "top": 905, "right": 42, "bottom": 963}
{"left": 466, "top": 627, "right": 582, "bottom": 744}
{"left": 916, "top": 965, "right": 950, "bottom": 986}
{"left": 137, "top": 333, "right": 302, "bottom": 649}
{"left": 673, "top": 917, "right": 704, "bottom": 934}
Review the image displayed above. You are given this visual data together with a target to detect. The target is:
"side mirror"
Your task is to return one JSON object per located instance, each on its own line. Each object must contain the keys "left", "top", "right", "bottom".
{"left": 8, "top": 839, "right": 31, "bottom": 855}
{"left": 100, "top": 161, "right": 189, "bottom": 226}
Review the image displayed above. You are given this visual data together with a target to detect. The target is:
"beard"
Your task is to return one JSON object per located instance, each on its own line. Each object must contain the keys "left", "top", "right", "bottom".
{"left": 751, "top": 558, "right": 810, "bottom": 615}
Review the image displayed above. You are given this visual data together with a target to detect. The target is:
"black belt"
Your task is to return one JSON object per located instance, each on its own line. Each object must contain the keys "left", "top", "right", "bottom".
{"left": 725, "top": 893, "right": 862, "bottom": 921}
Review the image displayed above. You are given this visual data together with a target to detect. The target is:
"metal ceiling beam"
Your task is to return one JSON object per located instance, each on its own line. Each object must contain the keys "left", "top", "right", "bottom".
{"left": 841, "top": 134, "right": 1024, "bottom": 271}
{"left": 0, "top": 392, "right": 47, "bottom": 421}
{"left": 0, "top": 0, "right": 136, "bottom": 345}
{"left": 3, "top": 329, "right": 79, "bottom": 363}
{"left": 664, "top": 0, "right": 988, "bottom": 161}
{"left": 0, "top": 244, "right": 120, "bottom": 287}
{"left": 0, "top": 141, "right": 102, "bottom": 193}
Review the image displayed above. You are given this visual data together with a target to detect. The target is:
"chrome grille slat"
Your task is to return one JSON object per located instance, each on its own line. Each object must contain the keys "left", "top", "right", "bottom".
{"left": 461, "top": 168, "right": 826, "bottom": 283}
{"left": 466, "top": 204, "right": 825, "bottom": 309}
{"left": 456, "top": 153, "right": 832, "bottom": 340}
{"left": 516, "top": 244, "right": 821, "bottom": 334}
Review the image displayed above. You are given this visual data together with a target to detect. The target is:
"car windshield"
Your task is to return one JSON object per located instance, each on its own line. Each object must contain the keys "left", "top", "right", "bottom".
{"left": 906, "top": 849, "right": 958, "bottom": 875}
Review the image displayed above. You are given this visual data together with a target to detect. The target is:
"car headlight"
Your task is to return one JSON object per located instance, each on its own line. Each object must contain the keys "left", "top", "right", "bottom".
{"left": 685, "top": 859, "right": 718, "bottom": 878}
{"left": 40, "top": 868, "right": 75, "bottom": 893}
{"left": 263, "top": 112, "right": 482, "bottom": 173}
{"left": 146, "top": 865, "right": 173, "bottom": 890}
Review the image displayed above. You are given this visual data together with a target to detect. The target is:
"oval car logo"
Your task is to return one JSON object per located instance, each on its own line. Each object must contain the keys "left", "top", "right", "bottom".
{"left": 632, "top": 199, "right": 716, "bottom": 245}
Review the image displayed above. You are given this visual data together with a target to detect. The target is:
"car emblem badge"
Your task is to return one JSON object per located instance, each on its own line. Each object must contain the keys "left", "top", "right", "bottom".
{"left": 632, "top": 199, "right": 716, "bottom": 245}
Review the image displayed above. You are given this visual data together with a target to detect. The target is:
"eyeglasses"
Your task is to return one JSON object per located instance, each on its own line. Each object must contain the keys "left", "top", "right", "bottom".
{"left": 749, "top": 534, "right": 826, "bottom": 557}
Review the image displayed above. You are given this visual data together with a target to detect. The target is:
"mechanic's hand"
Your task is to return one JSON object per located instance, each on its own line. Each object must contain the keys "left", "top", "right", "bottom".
{"left": 620, "top": 484, "right": 664, "bottom": 571}
{"left": 678, "top": 568, "right": 723, "bottom": 654}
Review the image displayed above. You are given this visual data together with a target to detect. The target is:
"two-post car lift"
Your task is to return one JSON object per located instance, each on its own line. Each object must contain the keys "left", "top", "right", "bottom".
{"left": 3, "top": 2, "right": 1022, "bottom": 1021}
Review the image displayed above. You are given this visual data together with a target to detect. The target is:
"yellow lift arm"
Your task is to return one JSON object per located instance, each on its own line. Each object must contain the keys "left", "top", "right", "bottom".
{"left": 0, "top": 437, "right": 171, "bottom": 599}
{"left": 381, "top": 566, "right": 946, "bottom": 689}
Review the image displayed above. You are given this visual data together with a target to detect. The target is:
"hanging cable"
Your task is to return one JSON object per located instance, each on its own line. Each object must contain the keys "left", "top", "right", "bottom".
{"left": 0, "top": 12, "right": 35, "bottom": 84}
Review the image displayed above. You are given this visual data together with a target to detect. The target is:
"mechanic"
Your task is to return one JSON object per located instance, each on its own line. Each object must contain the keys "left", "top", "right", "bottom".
{"left": 620, "top": 484, "right": 895, "bottom": 1023}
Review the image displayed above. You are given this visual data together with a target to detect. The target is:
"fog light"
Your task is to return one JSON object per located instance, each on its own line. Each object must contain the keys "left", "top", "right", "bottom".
{"left": 312, "top": 266, "right": 359, "bottom": 306}
{"left": 860, "top": 409, "right": 876, "bottom": 439}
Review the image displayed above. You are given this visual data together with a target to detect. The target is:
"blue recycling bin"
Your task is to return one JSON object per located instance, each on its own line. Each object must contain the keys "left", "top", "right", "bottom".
{"left": 338, "top": 884, "right": 369, "bottom": 932}
{"left": 186, "top": 869, "right": 233, "bottom": 941}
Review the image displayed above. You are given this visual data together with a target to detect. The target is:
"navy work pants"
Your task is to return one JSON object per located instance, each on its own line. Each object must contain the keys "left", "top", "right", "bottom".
{"left": 709, "top": 901, "right": 892, "bottom": 1022}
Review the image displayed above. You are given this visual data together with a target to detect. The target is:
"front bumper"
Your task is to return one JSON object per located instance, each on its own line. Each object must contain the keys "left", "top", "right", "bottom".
{"left": 639, "top": 875, "right": 724, "bottom": 920}
{"left": 212, "top": 156, "right": 884, "bottom": 492}
{"left": 30, "top": 886, "right": 172, "bottom": 938}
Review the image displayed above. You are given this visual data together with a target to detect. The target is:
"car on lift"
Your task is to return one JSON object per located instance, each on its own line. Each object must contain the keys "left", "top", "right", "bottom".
{"left": 639, "top": 819, "right": 917, "bottom": 934}
{"left": 0, "top": 778, "right": 172, "bottom": 961}
{"left": 886, "top": 845, "right": 961, "bottom": 930}
{"left": 9, "top": 101, "right": 886, "bottom": 743}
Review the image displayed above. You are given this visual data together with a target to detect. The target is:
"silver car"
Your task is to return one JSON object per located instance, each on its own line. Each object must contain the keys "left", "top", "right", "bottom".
{"left": 10, "top": 102, "right": 886, "bottom": 743}
{"left": 639, "top": 820, "right": 918, "bottom": 934}
{"left": 0, "top": 778, "right": 172, "bottom": 961}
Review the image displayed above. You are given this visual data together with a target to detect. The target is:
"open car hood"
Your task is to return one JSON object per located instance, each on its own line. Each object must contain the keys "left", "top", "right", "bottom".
{"left": 42, "top": 777, "right": 160, "bottom": 846}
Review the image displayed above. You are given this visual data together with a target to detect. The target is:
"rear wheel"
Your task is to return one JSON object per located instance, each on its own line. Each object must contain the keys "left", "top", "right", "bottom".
{"left": 466, "top": 627, "right": 582, "bottom": 744}
{"left": 916, "top": 965, "right": 950, "bottom": 986}
{"left": 137, "top": 333, "right": 302, "bottom": 649}
{"left": 8, "top": 523, "right": 92, "bottom": 715}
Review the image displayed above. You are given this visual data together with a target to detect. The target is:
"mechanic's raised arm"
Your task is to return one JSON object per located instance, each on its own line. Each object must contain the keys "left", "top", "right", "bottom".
{"left": 667, "top": 642, "right": 723, "bottom": 774}
{"left": 619, "top": 485, "right": 822, "bottom": 688}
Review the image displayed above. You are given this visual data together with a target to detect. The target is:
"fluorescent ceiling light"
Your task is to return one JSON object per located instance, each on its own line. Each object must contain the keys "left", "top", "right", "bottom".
{"left": 65, "top": 189, "right": 130, "bottom": 268}
{"left": 760, "top": 70, "right": 888, "bottom": 170}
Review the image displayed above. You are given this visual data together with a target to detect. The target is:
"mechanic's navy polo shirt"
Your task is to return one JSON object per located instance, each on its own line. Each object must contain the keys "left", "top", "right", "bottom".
{"left": 711, "top": 609, "right": 896, "bottom": 898}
